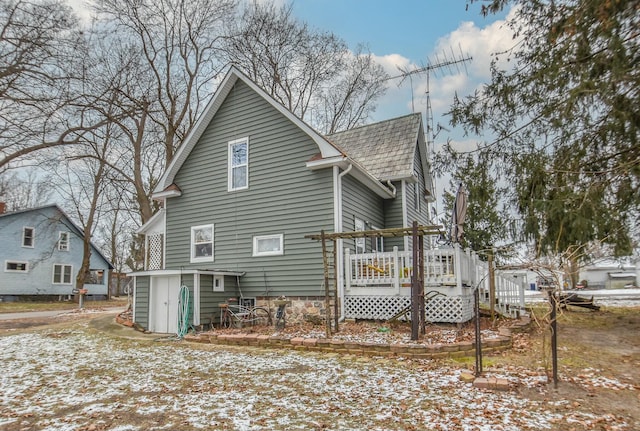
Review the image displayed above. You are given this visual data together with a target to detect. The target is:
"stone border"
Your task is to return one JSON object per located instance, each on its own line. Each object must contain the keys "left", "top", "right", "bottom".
{"left": 184, "top": 316, "right": 532, "bottom": 360}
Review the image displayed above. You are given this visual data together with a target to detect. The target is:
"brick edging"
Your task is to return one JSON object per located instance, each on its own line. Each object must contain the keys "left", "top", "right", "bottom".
{"left": 183, "top": 316, "right": 532, "bottom": 360}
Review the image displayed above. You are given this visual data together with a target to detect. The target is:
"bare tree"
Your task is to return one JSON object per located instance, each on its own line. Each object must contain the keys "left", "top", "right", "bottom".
{"left": 0, "top": 169, "right": 52, "bottom": 210}
{"left": 78, "top": 0, "right": 236, "bottom": 227}
{"left": 93, "top": 0, "right": 236, "bottom": 166}
{"left": 0, "top": 0, "right": 112, "bottom": 170}
{"left": 223, "top": 1, "right": 388, "bottom": 133}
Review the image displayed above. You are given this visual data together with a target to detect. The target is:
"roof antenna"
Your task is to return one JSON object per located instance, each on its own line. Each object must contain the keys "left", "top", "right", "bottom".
{"left": 386, "top": 45, "right": 472, "bottom": 222}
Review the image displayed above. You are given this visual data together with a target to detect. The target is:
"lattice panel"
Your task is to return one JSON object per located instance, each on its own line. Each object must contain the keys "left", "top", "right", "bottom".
{"left": 345, "top": 294, "right": 474, "bottom": 323}
{"left": 345, "top": 295, "right": 411, "bottom": 320}
{"left": 426, "top": 294, "right": 474, "bottom": 323}
{"left": 147, "top": 233, "right": 164, "bottom": 270}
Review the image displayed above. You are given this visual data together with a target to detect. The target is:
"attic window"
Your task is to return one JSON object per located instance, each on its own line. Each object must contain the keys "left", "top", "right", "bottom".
{"left": 228, "top": 137, "right": 249, "bottom": 191}
{"left": 58, "top": 232, "right": 70, "bottom": 251}
{"left": 22, "top": 227, "right": 34, "bottom": 247}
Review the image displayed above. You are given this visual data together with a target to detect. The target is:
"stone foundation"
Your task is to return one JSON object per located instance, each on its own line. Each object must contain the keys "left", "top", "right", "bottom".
{"left": 256, "top": 296, "right": 328, "bottom": 324}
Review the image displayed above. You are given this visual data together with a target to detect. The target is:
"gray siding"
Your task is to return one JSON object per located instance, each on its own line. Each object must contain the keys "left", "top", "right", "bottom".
{"left": 341, "top": 174, "right": 384, "bottom": 252}
{"left": 407, "top": 146, "right": 432, "bottom": 227}
{"left": 134, "top": 276, "right": 149, "bottom": 328}
{"left": 0, "top": 206, "right": 111, "bottom": 296}
{"left": 383, "top": 180, "right": 405, "bottom": 250}
{"left": 165, "top": 80, "right": 335, "bottom": 297}
{"left": 199, "top": 274, "right": 242, "bottom": 325}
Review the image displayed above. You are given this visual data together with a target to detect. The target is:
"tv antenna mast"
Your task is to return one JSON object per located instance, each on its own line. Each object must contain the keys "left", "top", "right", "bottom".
{"left": 388, "top": 46, "right": 472, "bottom": 150}
{"left": 387, "top": 46, "right": 472, "bottom": 227}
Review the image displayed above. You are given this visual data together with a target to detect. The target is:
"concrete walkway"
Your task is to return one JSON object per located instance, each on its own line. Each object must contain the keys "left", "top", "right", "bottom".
{"left": 0, "top": 306, "right": 126, "bottom": 321}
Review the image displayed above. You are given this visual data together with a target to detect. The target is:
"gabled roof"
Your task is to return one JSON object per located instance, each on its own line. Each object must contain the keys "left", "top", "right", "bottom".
{"left": 154, "top": 66, "right": 344, "bottom": 195}
{"left": 326, "top": 113, "right": 424, "bottom": 181}
{"left": 0, "top": 204, "right": 114, "bottom": 269}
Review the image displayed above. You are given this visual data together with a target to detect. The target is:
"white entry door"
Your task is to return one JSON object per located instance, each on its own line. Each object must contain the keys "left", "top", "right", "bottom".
{"left": 150, "top": 275, "right": 181, "bottom": 333}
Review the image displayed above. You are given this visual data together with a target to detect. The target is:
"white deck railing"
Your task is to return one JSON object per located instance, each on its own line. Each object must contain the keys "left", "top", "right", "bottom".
{"left": 345, "top": 245, "right": 488, "bottom": 293}
{"left": 344, "top": 245, "right": 523, "bottom": 318}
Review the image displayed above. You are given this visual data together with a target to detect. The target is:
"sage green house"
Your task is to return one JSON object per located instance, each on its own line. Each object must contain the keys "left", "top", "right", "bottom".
{"left": 132, "top": 67, "right": 435, "bottom": 333}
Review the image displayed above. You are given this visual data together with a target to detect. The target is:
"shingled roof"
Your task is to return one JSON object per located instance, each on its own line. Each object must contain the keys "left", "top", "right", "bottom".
{"left": 326, "top": 113, "right": 423, "bottom": 181}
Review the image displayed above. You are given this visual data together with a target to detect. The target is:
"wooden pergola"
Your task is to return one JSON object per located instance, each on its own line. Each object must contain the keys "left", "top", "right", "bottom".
{"left": 305, "top": 222, "right": 443, "bottom": 340}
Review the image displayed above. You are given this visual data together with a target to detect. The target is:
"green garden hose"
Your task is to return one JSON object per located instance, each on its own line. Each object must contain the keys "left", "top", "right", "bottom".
{"left": 176, "top": 284, "right": 191, "bottom": 339}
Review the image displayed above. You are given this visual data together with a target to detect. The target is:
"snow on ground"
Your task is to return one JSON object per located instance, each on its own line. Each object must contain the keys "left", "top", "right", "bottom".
{"left": 524, "top": 289, "right": 640, "bottom": 307}
{"left": 0, "top": 322, "right": 635, "bottom": 430}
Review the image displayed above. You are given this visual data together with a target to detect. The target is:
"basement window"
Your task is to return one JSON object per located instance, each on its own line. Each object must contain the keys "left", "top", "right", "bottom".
{"left": 5, "top": 261, "right": 28, "bottom": 272}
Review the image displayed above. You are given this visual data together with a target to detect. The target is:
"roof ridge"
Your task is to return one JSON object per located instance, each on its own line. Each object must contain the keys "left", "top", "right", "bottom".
{"left": 326, "top": 112, "right": 421, "bottom": 137}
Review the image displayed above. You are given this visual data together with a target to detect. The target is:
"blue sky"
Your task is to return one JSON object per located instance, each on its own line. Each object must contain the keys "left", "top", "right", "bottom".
{"left": 290, "top": 1, "right": 514, "bottom": 140}
{"left": 288, "top": 1, "right": 516, "bottom": 212}
{"left": 291, "top": 1, "right": 508, "bottom": 64}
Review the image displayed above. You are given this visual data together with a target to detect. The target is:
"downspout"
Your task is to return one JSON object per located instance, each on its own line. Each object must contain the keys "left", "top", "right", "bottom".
{"left": 336, "top": 164, "right": 353, "bottom": 321}
{"left": 386, "top": 180, "right": 396, "bottom": 197}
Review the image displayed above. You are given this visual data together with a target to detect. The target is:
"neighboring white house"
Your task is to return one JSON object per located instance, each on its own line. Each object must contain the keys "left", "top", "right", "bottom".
{"left": 579, "top": 259, "right": 637, "bottom": 289}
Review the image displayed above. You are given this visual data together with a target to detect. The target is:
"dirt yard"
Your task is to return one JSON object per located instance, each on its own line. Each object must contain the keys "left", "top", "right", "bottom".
{"left": 0, "top": 304, "right": 638, "bottom": 430}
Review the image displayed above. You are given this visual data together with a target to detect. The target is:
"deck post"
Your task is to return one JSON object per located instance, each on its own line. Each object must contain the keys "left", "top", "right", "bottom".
{"left": 392, "top": 246, "right": 400, "bottom": 294}
{"left": 411, "top": 221, "right": 420, "bottom": 341}
{"left": 344, "top": 248, "right": 351, "bottom": 293}
{"left": 333, "top": 239, "right": 339, "bottom": 332}
{"left": 488, "top": 250, "right": 495, "bottom": 320}
{"left": 454, "top": 244, "right": 462, "bottom": 290}
{"left": 321, "top": 230, "right": 332, "bottom": 337}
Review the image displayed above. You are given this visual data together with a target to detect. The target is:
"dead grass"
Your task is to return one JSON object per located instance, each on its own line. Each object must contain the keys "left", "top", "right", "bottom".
{"left": 0, "top": 297, "right": 128, "bottom": 313}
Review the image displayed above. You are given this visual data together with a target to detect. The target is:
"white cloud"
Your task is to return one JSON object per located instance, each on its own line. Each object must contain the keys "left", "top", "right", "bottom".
{"left": 65, "top": 0, "right": 94, "bottom": 22}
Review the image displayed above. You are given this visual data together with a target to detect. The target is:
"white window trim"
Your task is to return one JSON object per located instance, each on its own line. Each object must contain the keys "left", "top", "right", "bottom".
{"left": 5, "top": 260, "right": 29, "bottom": 272}
{"left": 190, "top": 224, "right": 214, "bottom": 263}
{"left": 22, "top": 226, "right": 34, "bottom": 248}
{"left": 228, "top": 137, "right": 249, "bottom": 191}
{"left": 253, "top": 234, "right": 284, "bottom": 257}
{"left": 371, "top": 225, "right": 384, "bottom": 252}
{"left": 52, "top": 264, "right": 73, "bottom": 285}
{"left": 213, "top": 276, "right": 224, "bottom": 292}
{"left": 58, "top": 231, "right": 70, "bottom": 251}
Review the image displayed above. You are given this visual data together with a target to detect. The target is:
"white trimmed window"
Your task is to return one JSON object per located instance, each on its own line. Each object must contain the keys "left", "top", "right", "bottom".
{"left": 191, "top": 224, "right": 214, "bottom": 263}
{"left": 372, "top": 225, "right": 384, "bottom": 252}
{"left": 253, "top": 234, "right": 284, "bottom": 256}
{"left": 22, "top": 227, "right": 34, "bottom": 247}
{"left": 58, "top": 232, "right": 70, "bottom": 251}
{"left": 53, "top": 264, "right": 73, "bottom": 284}
{"left": 5, "top": 261, "right": 28, "bottom": 272}
{"left": 213, "top": 276, "right": 224, "bottom": 292}
{"left": 228, "top": 137, "right": 249, "bottom": 191}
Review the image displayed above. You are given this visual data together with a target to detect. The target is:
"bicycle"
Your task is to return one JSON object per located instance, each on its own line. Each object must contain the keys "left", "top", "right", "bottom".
{"left": 219, "top": 299, "right": 272, "bottom": 328}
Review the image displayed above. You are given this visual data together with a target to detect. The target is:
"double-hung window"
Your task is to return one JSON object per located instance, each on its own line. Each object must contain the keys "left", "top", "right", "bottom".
{"left": 53, "top": 264, "right": 73, "bottom": 284}
{"left": 228, "top": 137, "right": 249, "bottom": 191}
{"left": 253, "top": 234, "right": 284, "bottom": 257}
{"left": 58, "top": 232, "right": 70, "bottom": 251}
{"left": 191, "top": 224, "right": 214, "bottom": 263}
{"left": 22, "top": 227, "right": 34, "bottom": 248}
